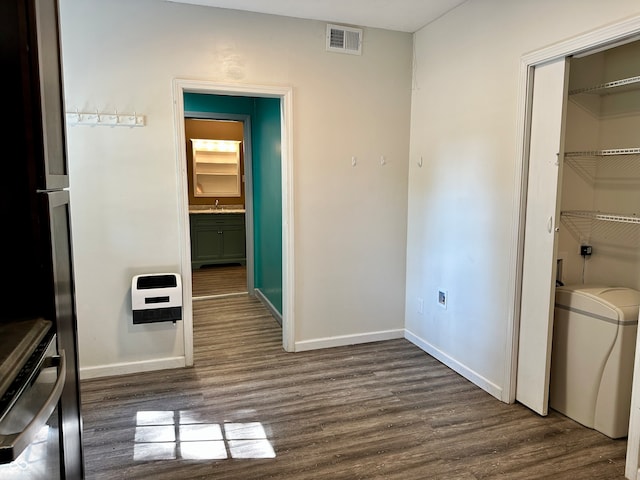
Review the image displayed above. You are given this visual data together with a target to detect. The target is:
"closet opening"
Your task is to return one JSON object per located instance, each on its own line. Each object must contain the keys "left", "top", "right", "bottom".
{"left": 514, "top": 30, "right": 640, "bottom": 479}
{"left": 548, "top": 39, "right": 640, "bottom": 440}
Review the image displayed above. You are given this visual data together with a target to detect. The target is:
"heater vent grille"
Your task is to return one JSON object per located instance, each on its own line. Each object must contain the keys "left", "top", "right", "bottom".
{"left": 326, "top": 24, "right": 362, "bottom": 55}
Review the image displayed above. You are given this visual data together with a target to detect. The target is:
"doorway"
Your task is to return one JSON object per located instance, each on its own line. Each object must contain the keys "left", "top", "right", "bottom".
{"left": 507, "top": 14, "right": 640, "bottom": 480}
{"left": 185, "top": 116, "right": 250, "bottom": 299}
{"left": 517, "top": 38, "right": 640, "bottom": 414}
{"left": 510, "top": 16, "right": 640, "bottom": 404}
{"left": 172, "top": 79, "right": 295, "bottom": 364}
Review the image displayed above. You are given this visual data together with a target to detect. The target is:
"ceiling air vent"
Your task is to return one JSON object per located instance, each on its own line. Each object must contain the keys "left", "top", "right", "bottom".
{"left": 326, "top": 24, "right": 362, "bottom": 55}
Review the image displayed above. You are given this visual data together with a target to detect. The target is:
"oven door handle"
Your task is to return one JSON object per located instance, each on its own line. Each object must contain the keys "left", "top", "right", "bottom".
{"left": 0, "top": 350, "right": 66, "bottom": 463}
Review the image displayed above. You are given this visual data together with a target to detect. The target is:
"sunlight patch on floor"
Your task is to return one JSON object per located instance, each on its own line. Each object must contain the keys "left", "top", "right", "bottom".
{"left": 133, "top": 411, "right": 276, "bottom": 461}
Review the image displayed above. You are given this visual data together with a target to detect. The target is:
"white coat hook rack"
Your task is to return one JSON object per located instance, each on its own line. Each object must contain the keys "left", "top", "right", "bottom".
{"left": 65, "top": 109, "right": 145, "bottom": 127}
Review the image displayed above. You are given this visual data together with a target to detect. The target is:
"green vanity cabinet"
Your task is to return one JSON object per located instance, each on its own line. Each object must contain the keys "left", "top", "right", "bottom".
{"left": 190, "top": 213, "right": 246, "bottom": 268}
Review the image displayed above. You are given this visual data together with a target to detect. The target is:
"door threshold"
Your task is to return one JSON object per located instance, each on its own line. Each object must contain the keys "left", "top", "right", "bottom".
{"left": 192, "top": 291, "right": 249, "bottom": 301}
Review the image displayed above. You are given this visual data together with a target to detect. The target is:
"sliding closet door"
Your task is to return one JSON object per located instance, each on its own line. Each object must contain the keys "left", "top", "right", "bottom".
{"left": 516, "top": 57, "right": 569, "bottom": 416}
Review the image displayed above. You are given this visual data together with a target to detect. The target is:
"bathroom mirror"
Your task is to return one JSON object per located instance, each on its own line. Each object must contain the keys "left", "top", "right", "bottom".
{"left": 191, "top": 138, "right": 241, "bottom": 197}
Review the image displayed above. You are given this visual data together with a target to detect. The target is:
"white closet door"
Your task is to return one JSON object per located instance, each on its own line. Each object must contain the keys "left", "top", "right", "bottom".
{"left": 516, "top": 57, "right": 569, "bottom": 416}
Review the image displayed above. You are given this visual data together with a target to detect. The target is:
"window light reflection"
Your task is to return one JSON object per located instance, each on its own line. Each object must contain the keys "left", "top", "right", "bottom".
{"left": 134, "top": 425, "right": 175, "bottom": 443}
{"left": 0, "top": 425, "right": 54, "bottom": 479}
{"left": 180, "top": 441, "right": 227, "bottom": 460}
{"left": 136, "top": 410, "right": 175, "bottom": 425}
{"left": 179, "top": 423, "right": 223, "bottom": 442}
{"left": 228, "top": 439, "right": 276, "bottom": 459}
{"left": 133, "top": 442, "right": 176, "bottom": 461}
{"left": 133, "top": 411, "right": 276, "bottom": 461}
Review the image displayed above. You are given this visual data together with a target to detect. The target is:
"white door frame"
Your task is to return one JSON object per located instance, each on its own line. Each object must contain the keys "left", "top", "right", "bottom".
{"left": 171, "top": 79, "right": 295, "bottom": 363}
{"left": 184, "top": 112, "right": 256, "bottom": 294}
{"left": 505, "top": 14, "right": 640, "bottom": 480}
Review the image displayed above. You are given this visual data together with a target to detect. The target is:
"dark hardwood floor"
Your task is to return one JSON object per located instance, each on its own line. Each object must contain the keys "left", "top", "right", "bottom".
{"left": 80, "top": 295, "right": 628, "bottom": 479}
{"left": 191, "top": 264, "right": 247, "bottom": 297}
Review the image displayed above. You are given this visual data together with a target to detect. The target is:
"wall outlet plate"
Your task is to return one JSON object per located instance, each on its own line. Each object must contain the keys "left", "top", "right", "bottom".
{"left": 438, "top": 289, "right": 447, "bottom": 309}
{"left": 580, "top": 245, "right": 593, "bottom": 256}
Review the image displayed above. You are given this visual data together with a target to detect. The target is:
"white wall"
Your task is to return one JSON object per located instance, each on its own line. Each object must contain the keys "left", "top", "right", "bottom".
{"left": 405, "top": 0, "right": 640, "bottom": 400}
{"left": 59, "top": 0, "right": 412, "bottom": 375}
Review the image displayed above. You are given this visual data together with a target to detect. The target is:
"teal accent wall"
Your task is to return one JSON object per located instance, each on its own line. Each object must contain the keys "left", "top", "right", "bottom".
{"left": 184, "top": 93, "right": 254, "bottom": 116}
{"left": 184, "top": 93, "right": 283, "bottom": 314}
{"left": 252, "top": 97, "right": 282, "bottom": 313}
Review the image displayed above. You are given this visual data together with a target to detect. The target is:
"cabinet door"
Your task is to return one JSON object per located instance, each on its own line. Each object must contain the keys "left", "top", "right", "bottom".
{"left": 192, "top": 224, "right": 224, "bottom": 263}
{"left": 220, "top": 225, "right": 246, "bottom": 260}
{"left": 516, "top": 57, "right": 569, "bottom": 416}
{"left": 190, "top": 214, "right": 246, "bottom": 267}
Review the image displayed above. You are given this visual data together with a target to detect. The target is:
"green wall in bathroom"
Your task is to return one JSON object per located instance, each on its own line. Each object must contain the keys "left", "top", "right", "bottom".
{"left": 252, "top": 97, "right": 282, "bottom": 314}
{"left": 184, "top": 93, "right": 283, "bottom": 315}
{"left": 185, "top": 93, "right": 254, "bottom": 116}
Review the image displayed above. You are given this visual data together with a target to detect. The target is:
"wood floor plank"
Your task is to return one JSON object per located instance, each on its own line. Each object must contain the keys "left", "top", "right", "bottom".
{"left": 192, "top": 264, "right": 247, "bottom": 297}
{"left": 80, "top": 294, "right": 628, "bottom": 479}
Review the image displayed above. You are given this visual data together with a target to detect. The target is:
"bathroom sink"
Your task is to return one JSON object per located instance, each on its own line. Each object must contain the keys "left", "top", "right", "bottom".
{"left": 214, "top": 208, "right": 245, "bottom": 213}
{"left": 189, "top": 205, "right": 245, "bottom": 214}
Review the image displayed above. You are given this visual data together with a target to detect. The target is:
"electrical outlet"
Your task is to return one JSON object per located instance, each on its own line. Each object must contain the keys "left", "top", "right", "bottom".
{"left": 580, "top": 245, "right": 593, "bottom": 256}
{"left": 438, "top": 290, "right": 447, "bottom": 309}
{"left": 417, "top": 297, "right": 424, "bottom": 314}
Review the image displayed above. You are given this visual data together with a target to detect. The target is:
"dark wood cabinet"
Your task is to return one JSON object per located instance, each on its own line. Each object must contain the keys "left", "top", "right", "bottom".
{"left": 190, "top": 213, "right": 247, "bottom": 268}
{"left": 1, "top": 0, "right": 84, "bottom": 478}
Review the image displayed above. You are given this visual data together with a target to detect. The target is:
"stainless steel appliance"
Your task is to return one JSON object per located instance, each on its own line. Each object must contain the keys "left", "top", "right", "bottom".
{"left": 0, "top": 321, "right": 64, "bottom": 478}
{"left": 1, "top": 0, "right": 84, "bottom": 477}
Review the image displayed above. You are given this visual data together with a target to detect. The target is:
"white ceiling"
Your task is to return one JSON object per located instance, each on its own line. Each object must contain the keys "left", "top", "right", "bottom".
{"left": 166, "top": 0, "right": 468, "bottom": 33}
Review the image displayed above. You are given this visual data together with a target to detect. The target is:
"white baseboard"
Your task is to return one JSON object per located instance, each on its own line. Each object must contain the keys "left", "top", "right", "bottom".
{"left": 254, "top": 288, "right": 283, "bottom": 325}
{"left": 79, "top": 356, "right": 186, "bottom": 380}
{"left": 295, "top": 329, "right": 404, "bottom": 352}
{"left": 404, "top": 329, "right": 503, "bottom": 400}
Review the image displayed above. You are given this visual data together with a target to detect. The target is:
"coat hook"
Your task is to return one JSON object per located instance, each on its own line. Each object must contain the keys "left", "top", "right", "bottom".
{"left": 418, "top": 156, "right": 423, "bottom": 167}
{"left": 95, "top": 109, "right": 101, "bottom": 123}
{"left": 114, "top": 109, "right": 119, "bottom": 124}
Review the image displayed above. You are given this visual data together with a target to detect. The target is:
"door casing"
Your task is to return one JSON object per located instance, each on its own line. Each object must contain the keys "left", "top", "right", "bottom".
{"left": 172, "top": 79, "right": 295, "bottom": 363}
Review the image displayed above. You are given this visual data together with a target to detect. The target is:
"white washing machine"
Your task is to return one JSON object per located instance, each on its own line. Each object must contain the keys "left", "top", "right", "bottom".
{"left": 549, "top": 285, "right": 640, "bottom": 439}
